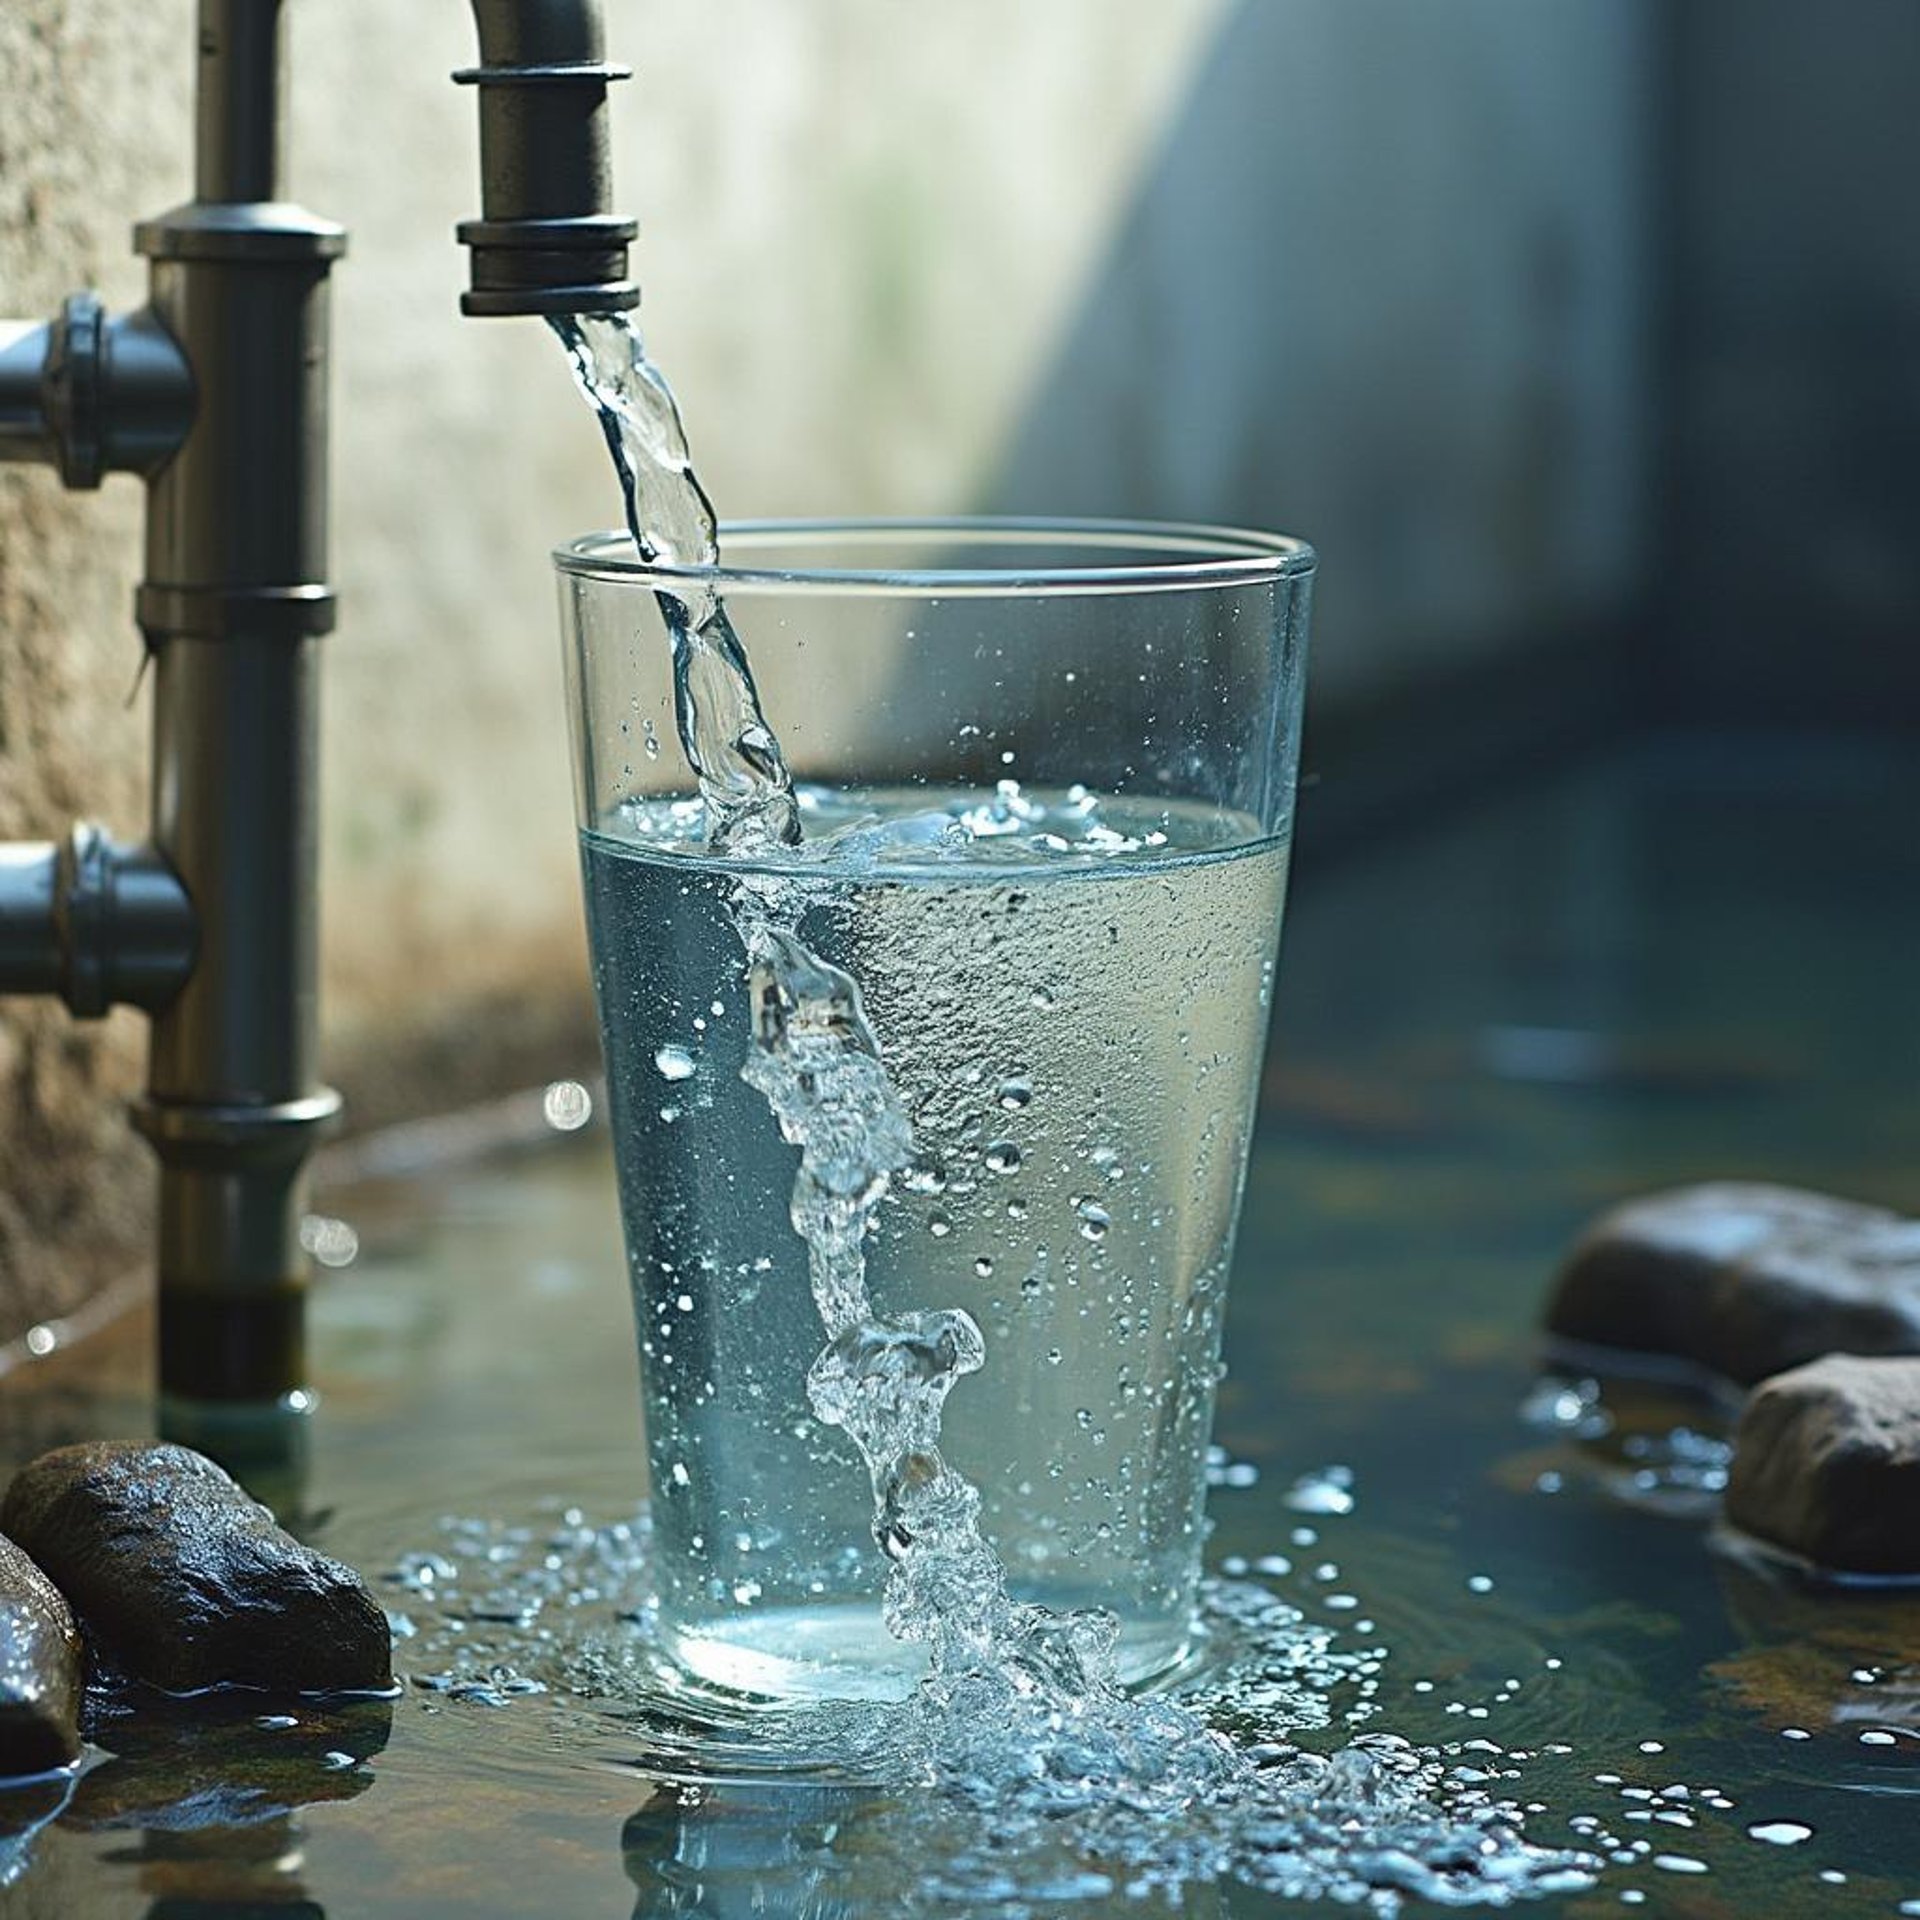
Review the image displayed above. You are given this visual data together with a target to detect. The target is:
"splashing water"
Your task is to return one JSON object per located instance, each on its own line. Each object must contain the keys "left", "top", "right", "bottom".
{"left": 552, "top": 309, "right": 1590, "bottom": 1905}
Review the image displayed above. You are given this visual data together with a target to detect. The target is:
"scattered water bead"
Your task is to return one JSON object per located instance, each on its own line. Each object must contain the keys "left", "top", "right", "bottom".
{"left": 300, "top": 1212, "right": 360, "bottom": 1268}
{"left": 541, "top": 1079, "right": 594, "bottom": 1132}
{"left": 983, "top": 1141, "right": 1022, "bottom": 1175}
{"left": 1283, "top": 1464, "right": 1356, "bottom": 1516}
{"left": 654, "top": 1045, "right": 696, "bottom": 1081}
{"left": 1519, "top": 1374, "right": 1613, "bottom": 1439}
{"left": 996, "top": 1076, "right": 1033, "bottom": 1111}
{"left": 1747, "top": 1822, "right": 1813, "bottom": 1846}
{"left": 1076, "top": 1198, "right": 1111, "bottom": 1241}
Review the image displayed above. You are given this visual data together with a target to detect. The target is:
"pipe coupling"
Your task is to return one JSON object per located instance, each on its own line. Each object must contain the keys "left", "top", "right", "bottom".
{"left": 0, "top": 295, "right": 195, "bottom": 488}
{"left": 0, "top": 827, "right": 197, "bottom": 1017}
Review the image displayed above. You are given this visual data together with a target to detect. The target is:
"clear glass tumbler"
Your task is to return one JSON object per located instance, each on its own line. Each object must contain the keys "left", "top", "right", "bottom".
{"left": 555, "top": 519, "right": 1312, "bottom": 1703}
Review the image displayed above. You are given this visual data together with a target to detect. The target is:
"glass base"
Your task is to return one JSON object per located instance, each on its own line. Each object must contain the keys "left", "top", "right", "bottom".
{"left": 658, "top": 1598, "right": 1198, "bottom": 1710}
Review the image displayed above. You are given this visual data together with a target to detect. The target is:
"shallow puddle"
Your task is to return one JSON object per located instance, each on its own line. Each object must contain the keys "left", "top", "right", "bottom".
{"left": 3, "top": 735, "right": 1918, "bottom": 1915}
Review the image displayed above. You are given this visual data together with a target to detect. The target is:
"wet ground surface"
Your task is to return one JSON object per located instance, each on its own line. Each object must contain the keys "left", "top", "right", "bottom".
{"left": 2, "top": 732, "right": 1919, "bottom": 1916}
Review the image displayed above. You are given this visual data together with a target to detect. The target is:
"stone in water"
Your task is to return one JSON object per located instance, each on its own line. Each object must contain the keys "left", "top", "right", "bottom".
{"left": 1, "top": 1442, "right": 391, "bottom": 1695}
{"left": 1547, "top": 1182, "right": 1920, "bottom": 1386}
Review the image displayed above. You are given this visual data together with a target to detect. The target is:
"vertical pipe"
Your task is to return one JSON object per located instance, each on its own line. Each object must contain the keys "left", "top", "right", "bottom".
{"left": 134, "top": 0, "right": 344, "bottom": 1407}
{"left": 195, "top": 0, "right": 285, "bottom": 204}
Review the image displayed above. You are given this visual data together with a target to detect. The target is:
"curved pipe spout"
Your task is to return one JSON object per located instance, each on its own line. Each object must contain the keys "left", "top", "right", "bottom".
{"left": 456, "top": 0, "right": 640, "bottom": 317}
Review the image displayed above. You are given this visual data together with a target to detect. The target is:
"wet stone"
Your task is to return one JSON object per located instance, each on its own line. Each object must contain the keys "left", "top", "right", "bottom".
{"left": 1546, "top": 1183, "right": 1920, "bottom": 1386}
{"left": 1725, "top": 1355, "right": 1920, "bottom": 1576}
{"left": 0, "top": 1442, "right": 391, "bottom": 1696}
{"left": 0, "top": 1531, "right": 82, "bottom": 1774}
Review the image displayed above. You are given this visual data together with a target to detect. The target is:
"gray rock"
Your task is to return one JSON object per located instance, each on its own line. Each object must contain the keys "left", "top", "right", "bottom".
{"left": 0, "top": 1442, "right": 390, "bottom": 1696}
{"left": 1546, "top": 1182, "right": 1920, "bottom": 1387}
{"left": 0, "top": 1532, "right": 82, "bottom": 1774}
{"left": 1725, "top": 1355, "right": 1920, "bottom": 1575}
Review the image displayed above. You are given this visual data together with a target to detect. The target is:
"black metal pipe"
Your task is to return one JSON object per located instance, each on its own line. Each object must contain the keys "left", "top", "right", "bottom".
{"left": 132, "top": 0, "right": 345, "bottom": 1405}
{"left": 456, "top": 0, "right": 638, "bottom": 316}
{"left": 195, "top": 0, "right": 285, "bottom": 203}
{"left": 0, "top": 0, "right": 640, "bottom": 1415}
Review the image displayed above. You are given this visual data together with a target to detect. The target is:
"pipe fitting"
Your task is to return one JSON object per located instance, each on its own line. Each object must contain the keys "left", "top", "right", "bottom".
{"left": 0, "top": 295, "right": 195, "bottom": 488}
{"left": 0, "top": 828, "right": 197, "bottom": 1017}
{"left": 455, "top": 0, "right": 638, "bottom": 317}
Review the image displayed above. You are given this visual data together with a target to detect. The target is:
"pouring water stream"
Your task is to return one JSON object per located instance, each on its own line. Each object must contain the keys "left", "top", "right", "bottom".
{"left": 549, "top": 308, "right": 1592, "bottom": 1905}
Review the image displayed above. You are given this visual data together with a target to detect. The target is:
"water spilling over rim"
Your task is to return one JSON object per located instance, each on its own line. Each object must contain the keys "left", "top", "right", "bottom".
{"left": 554, "top": 517, "right": 1317, "bottom": 598}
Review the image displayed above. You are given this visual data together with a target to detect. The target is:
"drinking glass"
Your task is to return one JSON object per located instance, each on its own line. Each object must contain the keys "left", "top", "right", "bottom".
{"left": 555, "top": 519, "right": 1312, "bottom": 1703}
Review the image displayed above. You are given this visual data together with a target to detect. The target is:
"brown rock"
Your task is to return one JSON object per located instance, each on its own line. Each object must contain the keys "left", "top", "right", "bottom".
{"left": 1, "top": 1442, "right": 390, "bottom": 1696}
{"left": 0, "top": 1531, "right": 81, "bottom": 1774}
{"left": 1725, "top": 1355, "right": 1920, "bottom": 1575}
{"left": 1547, "top": 1182, "right": 1920, "bottom": 1386}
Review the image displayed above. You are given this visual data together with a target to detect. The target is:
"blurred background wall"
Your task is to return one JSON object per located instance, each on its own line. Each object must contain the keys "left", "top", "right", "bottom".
{"left": 0, "top": 0, "right": 1914, "bottom": 1332}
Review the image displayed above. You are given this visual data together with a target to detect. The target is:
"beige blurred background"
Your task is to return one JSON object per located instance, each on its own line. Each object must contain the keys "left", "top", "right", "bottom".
{"left": 8, "top": 0, "right": 1908, "bottom": 1333}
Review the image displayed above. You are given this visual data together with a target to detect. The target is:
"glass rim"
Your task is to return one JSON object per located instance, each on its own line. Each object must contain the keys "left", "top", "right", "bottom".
{"left": 553, "top": 515, "right": 1315, "bottom": 598}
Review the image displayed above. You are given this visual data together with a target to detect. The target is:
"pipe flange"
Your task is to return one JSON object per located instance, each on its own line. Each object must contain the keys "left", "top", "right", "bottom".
{"left": 452, "top": 59, "right": 632, "bottom": 86}
{"left": 42, "top": 293, "right": 105, "bottom": 490}
{"left": 50, "top": 824, "right": 198, "bottom": 1017}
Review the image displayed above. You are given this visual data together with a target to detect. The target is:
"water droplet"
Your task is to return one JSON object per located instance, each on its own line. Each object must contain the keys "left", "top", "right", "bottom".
{"left": 1030, "top": 985, "right": 1058, "bottom": 1011}
{"left": 299, "top": 1214, "right": 360, "bottom": 1269}
{"left": 997, "top": 1076, "right": 1033, "bottom": 1111}
{"left": 1045, "top": 1347, "right": 1063, "bottom": 1366}
{"left": 1747, "top": 1821, "right": 1813, "bottom": 1846}
{"left": 1283, "top": 1465, "right": 1356, "bottom": 1516}
{"left": 928, "top": 1213, "right": 952, "bottom": 1238}
{"left": 654, "top": 1045, "right": 696, "bottom": 1081}
{"left": 1006, "top": 1196, "right": 1029, "bottom": 1221}
{"left": 541, "top": 1080, "right": 593, "bottom": 1131}
{"left": 1076, "top": 1199, "right": 1111, "bottom": 1240}
{"left": 985, "top": 1140, "right": 1022, "bottom": 1175}
{"left": 973, "top": 1256, "right": 994, "bottom": 1279}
